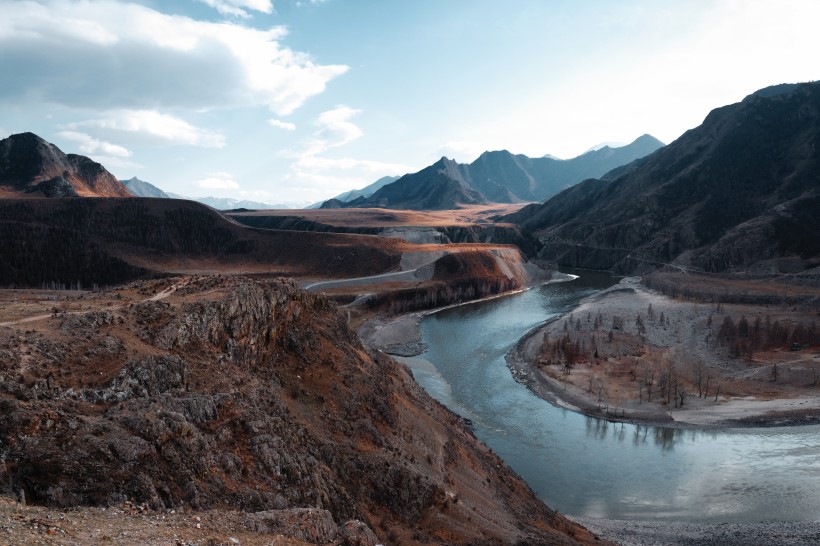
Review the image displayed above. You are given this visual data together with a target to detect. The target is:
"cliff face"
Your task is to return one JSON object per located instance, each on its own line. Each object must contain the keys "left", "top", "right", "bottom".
{"left": 0, "top": 276, "right": 594, "bottom": 545}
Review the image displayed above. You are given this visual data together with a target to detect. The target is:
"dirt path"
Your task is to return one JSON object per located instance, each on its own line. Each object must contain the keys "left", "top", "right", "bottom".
{"left": 0, "top": 279, "right": 189, "bottom": 328}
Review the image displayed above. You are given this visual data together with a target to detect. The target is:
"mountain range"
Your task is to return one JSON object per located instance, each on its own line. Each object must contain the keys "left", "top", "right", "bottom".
{"left": 323, "top": 134, "right": 664, "bottom": 210}
{"left": 508, "top": 82, "right": 820, "bottom": 275}
{"left": 122, "top": 177, "right": 299, "bottom": 210}
{"left": 0, "top": 132, "right": 131, "bottom": 198}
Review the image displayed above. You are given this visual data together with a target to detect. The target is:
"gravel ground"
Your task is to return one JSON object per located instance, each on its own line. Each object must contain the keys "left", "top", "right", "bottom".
{"left": 571, "top": 517, "right": 820, "bottom": 546}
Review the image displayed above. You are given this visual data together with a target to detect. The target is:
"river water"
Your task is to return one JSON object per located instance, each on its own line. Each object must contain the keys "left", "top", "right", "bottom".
{"left": 401, "top": 272, "right": 820, "bottom": 522}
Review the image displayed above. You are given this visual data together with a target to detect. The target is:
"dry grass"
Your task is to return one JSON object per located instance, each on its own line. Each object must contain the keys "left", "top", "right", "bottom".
{"left": 230, "top": 204, "right": 526, "bottom": 228}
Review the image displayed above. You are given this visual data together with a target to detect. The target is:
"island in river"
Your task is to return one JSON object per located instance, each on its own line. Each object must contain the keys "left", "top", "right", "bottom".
{"left": 364, "top": 272, "right": 820, "bottom": 430}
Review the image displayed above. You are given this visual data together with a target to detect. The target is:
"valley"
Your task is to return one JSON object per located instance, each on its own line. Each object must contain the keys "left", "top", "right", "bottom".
{"left": 0, "top": 80, "right": 819, "bottom": 546}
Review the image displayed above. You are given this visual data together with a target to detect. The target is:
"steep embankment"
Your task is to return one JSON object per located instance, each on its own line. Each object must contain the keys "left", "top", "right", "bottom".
{"left": 359, "top": 247, "right": 542, "bottom": 315}
{"left": 508, "top": 82, "right": 820, "bottom": 274}
{"left": 0, "top": 276, "right": 597, "bottom": 545}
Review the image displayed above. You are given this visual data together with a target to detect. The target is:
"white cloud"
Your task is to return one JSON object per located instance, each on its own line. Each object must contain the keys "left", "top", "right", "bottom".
{"left": 268, "top": 119, "right": 296, "bottom": 131}
{"left": 70, "top": 110, "right": 226, "bottom": 148}
{"left": 279, "top": 105, "right": 407, "bottom": 196}
{"left": 283, "top": 105, "right": 363, "bottom": 157}
{"left": 56, "top": 130, "right": 132, "bottom": 157}
{"left": 0, "top": 1, "right": 347, "bottom": 115}
{"left": 196, "top": 0, "right": 273, "bottom": 18}
{"left": 195, "top": 172, "right": 240, "bottom": 190}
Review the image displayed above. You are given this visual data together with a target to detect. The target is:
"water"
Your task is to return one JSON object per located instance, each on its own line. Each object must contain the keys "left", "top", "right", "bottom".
{"left": 402, "top": 272, "right": 820, "bottom": 522}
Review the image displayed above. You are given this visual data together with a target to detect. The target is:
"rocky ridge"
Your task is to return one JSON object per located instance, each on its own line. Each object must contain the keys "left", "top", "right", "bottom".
{"left": 0, "top": 276, "right": 598, "bottom": 545}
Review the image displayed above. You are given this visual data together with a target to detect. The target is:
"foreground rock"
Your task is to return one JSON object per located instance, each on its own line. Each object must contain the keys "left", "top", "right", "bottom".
{"left": 0, "top": 276, "right": 599, "bottom": 545}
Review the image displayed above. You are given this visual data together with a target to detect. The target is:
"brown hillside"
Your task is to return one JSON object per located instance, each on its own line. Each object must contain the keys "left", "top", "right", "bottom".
{"left": 0, "top": 198, "right": 407, "bottom": 287}
{"left": 0, "top": 276, "right": 599, "bottom": 545}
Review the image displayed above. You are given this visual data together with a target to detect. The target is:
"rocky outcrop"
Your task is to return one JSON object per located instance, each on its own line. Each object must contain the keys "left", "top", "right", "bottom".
{"left": 0, "top": 276, "right": 596, "bottom": 545}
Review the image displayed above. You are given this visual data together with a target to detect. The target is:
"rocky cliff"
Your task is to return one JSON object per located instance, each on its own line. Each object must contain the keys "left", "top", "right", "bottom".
{"left": 0, "top": 276, "right": 597, "bottom": 545}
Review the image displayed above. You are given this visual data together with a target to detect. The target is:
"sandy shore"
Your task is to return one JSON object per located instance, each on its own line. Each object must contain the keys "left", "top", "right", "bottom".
{"left": 507, "top": 277, "right": 820, "bottom": 429}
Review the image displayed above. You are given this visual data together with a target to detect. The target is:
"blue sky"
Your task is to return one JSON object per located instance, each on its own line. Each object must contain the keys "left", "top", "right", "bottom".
{"left": 1, "top": 0, "right": 818, "bottom": 204}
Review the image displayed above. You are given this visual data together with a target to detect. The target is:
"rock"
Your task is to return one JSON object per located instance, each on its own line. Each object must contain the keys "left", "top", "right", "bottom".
{"left": 244, "top": 508, "right": 337, "bottom": 542}
{"left": 335, "top": 520, "right": 380, "bottom": 546}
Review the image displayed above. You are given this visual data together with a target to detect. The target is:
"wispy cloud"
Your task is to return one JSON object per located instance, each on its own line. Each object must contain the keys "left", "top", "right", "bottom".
{"left": 268, "top": 119, "right": 296, "bottom": 131}
{"left": 283, "top": 105, "right": 363, "bottom": 157}
{"left": 0, "top": 1, "right": 347, "bottom": 115}
{"left": 196, "top": 0, "right": 273, "bottom": 18}
{"left": 56, "top": 130, "right": 132, "bottom": 157}
{"left": 195, "top": 172, "right": 240, "bottom": 190}
{"left": 280, "top": 105, "right": 408, "bottom": 197}
{"left": 70, "top": 110, "right": 226, "bottom": 148}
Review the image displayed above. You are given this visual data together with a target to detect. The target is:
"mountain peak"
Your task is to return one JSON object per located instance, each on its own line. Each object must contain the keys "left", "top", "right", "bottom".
{"left": 0, "top": 132, "right": 131, "bottom": 197}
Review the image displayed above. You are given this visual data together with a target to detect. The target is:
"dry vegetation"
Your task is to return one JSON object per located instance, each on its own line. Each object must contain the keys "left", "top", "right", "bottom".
{"left": 512, "top": 276, "right": 820, "bottom": 427}
{"left": 229, "top": 204, "right": 527, "bottom": 228}
{"left": 0, "top": 276, "right": 600, "bottom": 545}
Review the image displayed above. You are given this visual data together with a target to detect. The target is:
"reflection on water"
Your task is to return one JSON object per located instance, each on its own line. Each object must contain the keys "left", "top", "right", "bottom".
{"left": 403, "top": 272, "right": 820, "bottom": 522}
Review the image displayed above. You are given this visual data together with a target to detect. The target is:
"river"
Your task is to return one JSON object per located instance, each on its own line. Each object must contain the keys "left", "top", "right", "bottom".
{"left": 399, "top": 272, "right": 820, "bottom": 522}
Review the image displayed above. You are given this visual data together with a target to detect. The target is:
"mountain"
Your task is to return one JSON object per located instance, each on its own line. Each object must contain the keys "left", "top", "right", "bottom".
{"left": 0, "top": 132, "right": 131, "bottom": 197}
{"left": 164, "top": 193, "right": 294, "bottom": 210}
{"left": 332, "top": 135, "right": 664, "bottom": 210}
{"left": 507, "top": 82, "right": 820, "bottom": 275}
{"left": 122, "top": 177, "right": 169, "bottom": 198}
{"left": 332, "top": 175, "right": 401, "bottom": 203}
{"left": 332, "top": 157, "right": 488, "bottom": 210}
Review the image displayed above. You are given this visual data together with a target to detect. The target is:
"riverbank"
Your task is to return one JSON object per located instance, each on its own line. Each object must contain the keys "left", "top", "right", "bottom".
{"left": 570, "top": 516, "right": 820, "bottom": 546}
{"left": 358, "top": 272, "right": 578, "bottom": 357}
{"left": 506, "top": 277, "right": 820, "bottom": 429}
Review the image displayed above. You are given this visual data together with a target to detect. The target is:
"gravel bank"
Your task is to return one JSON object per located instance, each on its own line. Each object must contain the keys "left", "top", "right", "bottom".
{"left": 571, "top": 517, "right": 820, "bottom": 546}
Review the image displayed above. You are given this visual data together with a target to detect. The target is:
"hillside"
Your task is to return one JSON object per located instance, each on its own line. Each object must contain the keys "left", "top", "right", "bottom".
{"left": 329, "top": 135, "right": 663, "bottom": 210}
{"left": 0, "top": 276, "right": 599, "bottom": 545}
{"left": 0, "top": 133, "right": 131, "bottom": 198}
{"left": 508, "top": 82, "right": 820, "bottom": 275}
{"left": 0, "top": 197, "right": 405, "bottom": 288}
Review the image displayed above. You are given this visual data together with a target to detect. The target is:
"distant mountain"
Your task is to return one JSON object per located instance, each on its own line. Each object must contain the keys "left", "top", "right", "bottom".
{"left": 122, "top": 177, "right": 169, "bottom": 198}
{"left": 332, "top": 175, "right": 400, "bottom": 203}
{"left": 330, "top": 157, "right": 488, "bottom": 210}
{"left": 163, "top": 193, "right": 293, "bottom": 211}
{"left": 333, "top": 135, "right": 664, "bottom": 210}
{"left": 507, "top": 82, "right": 820, "bottom": 274}
{"left": 0, "top": 132, "right": 131, "bottom": 197}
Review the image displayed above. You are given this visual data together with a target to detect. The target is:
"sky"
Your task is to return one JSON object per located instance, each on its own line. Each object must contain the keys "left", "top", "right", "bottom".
{"left": 1, "top": 0, "right": 819, "bottom": 205}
